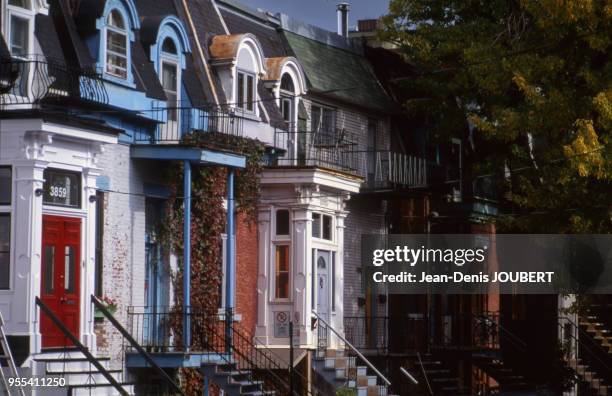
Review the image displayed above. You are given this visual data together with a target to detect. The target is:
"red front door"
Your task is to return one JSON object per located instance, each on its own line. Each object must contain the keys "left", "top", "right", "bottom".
{"left": 40, "top": 215, "right": 81, "bottom": 348}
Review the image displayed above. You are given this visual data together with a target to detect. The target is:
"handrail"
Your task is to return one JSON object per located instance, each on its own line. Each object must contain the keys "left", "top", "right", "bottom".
{"left": 416, "top": 352, "right": 432, "bottom": 395}
{"left": 400, "top": 366, "right": 419, "bottom": 386}
{"left": 312, "top": 311, "right": 392, "bottom": 387}
{"left": 91, "top": 296, "right": 185, "bottom": 395}
{"left": 35, "top": 297, "right": 129, "bottom": 396}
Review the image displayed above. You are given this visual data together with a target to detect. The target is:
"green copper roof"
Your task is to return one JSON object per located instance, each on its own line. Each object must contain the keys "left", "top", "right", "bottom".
{"left": 282, "top": 31, "right": 395, "bottom": 113}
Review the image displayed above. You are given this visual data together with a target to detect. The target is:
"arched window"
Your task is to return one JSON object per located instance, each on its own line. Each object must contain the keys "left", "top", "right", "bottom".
{"left": 105, "top": 10, "right": 128, "bottom": 79}
{"left": 7, "top": 0, "right": 33, "bottom": 57}
{"left": 161, "top": 38, "right": 177, "bottom": 54}
{"left": 280, "top": 73, "right": 296, "bottom": 124}
{"left": 280, "top": 73, "right": 294, "bottom": 93}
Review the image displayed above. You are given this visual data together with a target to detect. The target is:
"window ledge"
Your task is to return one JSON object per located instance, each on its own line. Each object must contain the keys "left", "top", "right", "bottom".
{"left": 103, "top": 73, "right": 137, "bottom": 89}
{"left": 237, "top": 111, "right": 261, "bottom": 122}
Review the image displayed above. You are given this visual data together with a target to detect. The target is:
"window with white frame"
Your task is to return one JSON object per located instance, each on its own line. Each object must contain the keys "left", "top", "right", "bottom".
{"left": 236, "top": 70, "right": 255, "bottom": 113}
{"left": 280, "top": 73, "right": 295, "bottom": 125}
{"left": 274, "top": 245, "right": 290, "bottom": 299}
{"left": 160, "top": 38, "right": 180, "bottom": 121}
{"left": 0, "top": 167, "right": 12, "bottom": 290}
{"left": 7, "top": 0, "right": 33, "bottom": 58}
{"left": 105, "top": 9, "right": 128, "bottom": 79}
{"left": 312, "top": 212, "right": 333, "bottom": 241}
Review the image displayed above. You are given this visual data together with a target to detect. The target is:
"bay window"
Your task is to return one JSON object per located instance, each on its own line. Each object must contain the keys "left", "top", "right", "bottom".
{"left": 7, "top": 0, "right": 32, "bottom": 58}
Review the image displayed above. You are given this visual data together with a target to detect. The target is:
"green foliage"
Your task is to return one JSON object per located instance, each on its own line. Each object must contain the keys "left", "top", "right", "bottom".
{"left": 382, "top": 0, "right": 612, "bottom": 232}
{"left": 336, "top": 388, "right": 358, "bottom": 396}
{"left": 162, "top": 133, "right": 264, "bottom": 394}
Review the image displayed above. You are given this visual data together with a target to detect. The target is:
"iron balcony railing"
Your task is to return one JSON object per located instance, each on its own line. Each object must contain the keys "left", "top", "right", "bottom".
{"left": 271, "top": 129, "right": 428, "bottom": 189}
{"left": 0, "top": 55, "right": 108, "bottom": 106}
{"left": 355, "top": 150, "right": 428, "bottom": 190}
{"left": 272, "top": 128, "right": 361, "bottom": 174}
{"left": 134, "top": 105, "right": 243, "bottom": 145}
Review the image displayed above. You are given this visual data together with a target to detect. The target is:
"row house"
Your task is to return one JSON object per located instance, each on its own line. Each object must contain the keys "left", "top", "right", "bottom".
{"left": 0, "top": 0, "right": 428, "bottom": 395}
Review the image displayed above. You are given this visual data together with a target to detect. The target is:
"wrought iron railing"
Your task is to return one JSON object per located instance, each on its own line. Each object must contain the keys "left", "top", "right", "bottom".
{"left": 314, "top": 312, "right": 393, "bottom": 395}
{"left": 127, "top": 306, "right": 320, "bottom": 395}
{"left": 355, "top": 150, "right": 428, "bottom": 190}
{"left": 559, "top": 316, "right": 612, "bottom": 393}
{"left": 344, "top": 316, "right": 429, "bottom": 354}
{"left": 272, "top": 128, "right": 361, "bottom": 174}
{"left": 0, "top": 55, "right": 108, "bottom": 106}
{"left": 134, "top": 105, "right": 243, "bottom": 145}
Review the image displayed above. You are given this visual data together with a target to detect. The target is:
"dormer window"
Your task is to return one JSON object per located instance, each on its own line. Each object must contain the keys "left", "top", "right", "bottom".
{"left": 7, "top": 0, "right": 33, "bottom": 58}
{"left": 105, "top": 10, "right": 128, "bottom": 79}
{"left": 160, "top": 38, "right": 179, "bottom": 121}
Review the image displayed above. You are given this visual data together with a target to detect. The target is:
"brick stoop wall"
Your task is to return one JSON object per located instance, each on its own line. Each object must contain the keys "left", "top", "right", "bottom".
{"left": 235, "top": 212, "right": 258, "bottom": 338}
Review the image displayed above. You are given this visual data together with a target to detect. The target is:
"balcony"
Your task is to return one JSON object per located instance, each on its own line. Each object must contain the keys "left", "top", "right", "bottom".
{"left": 133, "top": 105, "right": 243, "bottom": 147}
{"left": 355, "top": 150, "right": 428, "bottom": 191}
{"left": 0, "top": 55, "right": 108, "bottom": 108}
{"left": 271, "top": 128, "right": 360, "bottom": 174}
{"left": 270, "top": 129, "right": 428, "bottom": 190}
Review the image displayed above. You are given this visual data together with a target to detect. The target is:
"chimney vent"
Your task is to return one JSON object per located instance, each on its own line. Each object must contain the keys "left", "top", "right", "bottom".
{"left": 337, "top": 2, "right": 350, "bottom": 37}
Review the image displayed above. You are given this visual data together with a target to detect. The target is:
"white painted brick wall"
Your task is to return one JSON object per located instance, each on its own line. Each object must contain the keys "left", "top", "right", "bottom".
{"left": 95, "top": 143, "right": 146, "bottom": 363}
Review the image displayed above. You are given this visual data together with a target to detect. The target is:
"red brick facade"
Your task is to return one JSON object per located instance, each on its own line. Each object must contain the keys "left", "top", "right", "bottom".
{"left": 235, "top": 213, "right": 258, "bottom": 337}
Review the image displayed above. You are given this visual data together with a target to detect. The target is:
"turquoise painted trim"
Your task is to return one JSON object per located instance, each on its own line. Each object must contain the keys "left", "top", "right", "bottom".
{"left": 102, "top": 0, "right": 140, "bottom": 30}
{"left": 150, "top": 16, "right": 192, "bottom": 69}
{"left": 125, "top": 352, "right": 230, "bottom": 368}
{"left": 131, "top": 146, "right": 246, "bottom": 168}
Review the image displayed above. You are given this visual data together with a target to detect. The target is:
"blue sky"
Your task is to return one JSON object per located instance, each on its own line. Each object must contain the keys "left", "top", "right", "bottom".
{"left": 239, "top": 0, "right": 390, "bottom": 32}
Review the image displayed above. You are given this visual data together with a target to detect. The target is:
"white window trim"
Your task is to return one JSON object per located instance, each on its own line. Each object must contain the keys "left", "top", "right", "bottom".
{"left": 5, "top": 1, "right": 35, "bottom": 58}
{"left": 104, "top": 13, "right": 129, "bottom": 79}
{"left": 235, "top": 69, "right": 257, "bottom": 115}
{"left": 159, "top": 58, "right": 181, "bottom": 119}
{"left": 311, "top": 212, "right": 334, "bottom": 242}
{"left": 271, "top": 243, "right": 291, "bottom": 303}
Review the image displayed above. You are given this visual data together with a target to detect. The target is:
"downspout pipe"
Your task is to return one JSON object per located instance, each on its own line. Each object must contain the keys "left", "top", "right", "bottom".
{"left": 183, "top": 160, "right": 192, "bottom": 350}
{"left": 225, "top": 169, "right": 235, "bottom": 354}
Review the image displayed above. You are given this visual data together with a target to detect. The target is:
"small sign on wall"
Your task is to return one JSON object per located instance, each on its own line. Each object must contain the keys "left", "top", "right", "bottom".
{"left": 274, "top": 311, "right": 290, "bottom": 338}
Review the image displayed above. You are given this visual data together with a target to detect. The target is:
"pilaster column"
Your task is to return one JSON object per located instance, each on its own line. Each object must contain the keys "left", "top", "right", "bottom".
{"left": 254, "top": 208, "right": 271, "bottom": 343}
{"left": 291, "top": 206, "right": 310, "bottom": 346}
{"left": 331, "top": 210, "right": 348, "bottom": 348}
{"left": 12, "top": 158, "right": 47, "bottom": 354}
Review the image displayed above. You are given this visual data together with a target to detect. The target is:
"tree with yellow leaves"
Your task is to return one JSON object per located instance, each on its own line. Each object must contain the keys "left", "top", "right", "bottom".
{"left": 382, "top": 0, "right": 611, "bottom": 232}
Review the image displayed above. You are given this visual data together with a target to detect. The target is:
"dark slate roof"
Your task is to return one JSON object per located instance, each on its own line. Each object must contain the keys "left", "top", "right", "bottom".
{"left": 258, "top": 82, "right": 286, "bottom": 129}
{"left": 52, "top": 0, "right": 96, "bottom": 69}
{"left": 73, "top": 0, "right": 105, "bottom": 35}
{"left": 282, "top": 31, "right": 396, "bottom": 114}
{"left": 131, "top": 34, "right": 166, "bottom": 100}
{"left": 219, "top": 8, "right": 287, "bottom": 58}
{"left": 35, "top": 13, "right": 69, "bottom": 65}
{"left": 182, "top": 53, "right": 208, "bottom": 106}
{"left": 183, "top": 0, "right": 228, "bottom": 104}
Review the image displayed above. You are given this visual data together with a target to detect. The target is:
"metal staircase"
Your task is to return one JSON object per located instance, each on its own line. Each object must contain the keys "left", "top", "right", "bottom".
{"left": 312, "top": 312, "right": 411, "bottom": 396}
{"left": 0, "top": 311, "right": 25, "bottom": 396}
{"left": 561, "top": 315, "right": 612, "bottom": 396}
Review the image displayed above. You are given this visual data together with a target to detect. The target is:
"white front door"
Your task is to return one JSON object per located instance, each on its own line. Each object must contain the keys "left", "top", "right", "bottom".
{"left": 316, "top": 250, "right": 330, "bottom": 322}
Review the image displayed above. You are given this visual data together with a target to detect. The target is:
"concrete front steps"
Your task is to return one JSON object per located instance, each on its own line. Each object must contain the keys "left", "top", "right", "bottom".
{"left": 33, "top": 348, "right": 134, "bottom": 396}
{"left": 200, "top": 361, "right": 275, "bottom": 396}
{"left": 312, "top": 349, "right": 398, "bottom": 396}
{"left": 568, "top": 359, "right": 611, "bottom": 396}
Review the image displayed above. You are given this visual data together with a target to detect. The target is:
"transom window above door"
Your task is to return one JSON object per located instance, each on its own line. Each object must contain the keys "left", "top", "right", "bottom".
{"left": 312, "top": 213, "right": 333, "bottom": 241}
